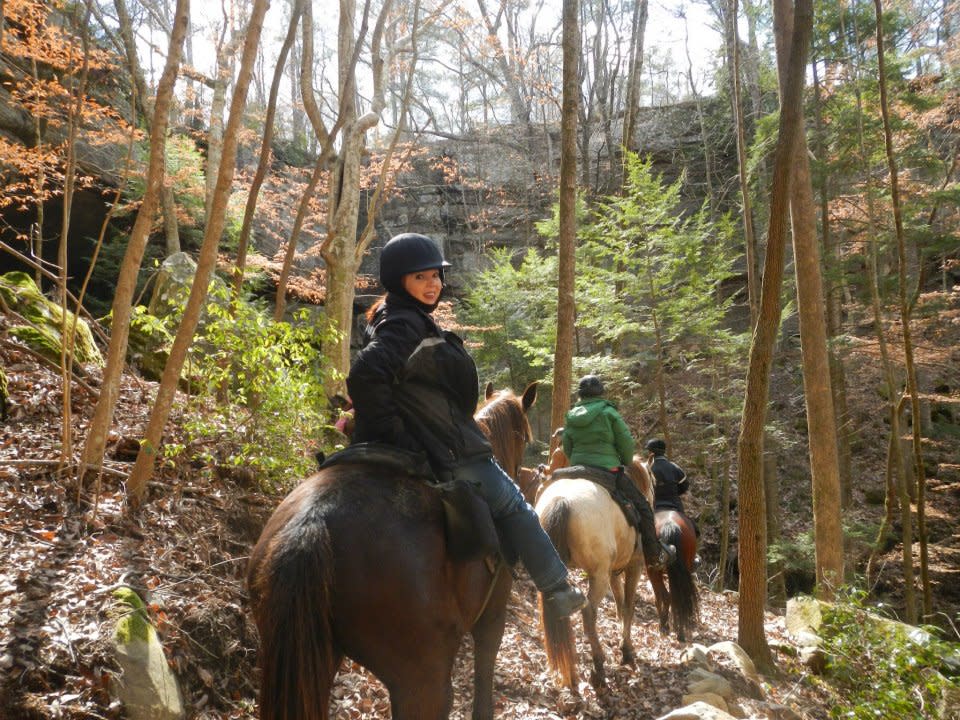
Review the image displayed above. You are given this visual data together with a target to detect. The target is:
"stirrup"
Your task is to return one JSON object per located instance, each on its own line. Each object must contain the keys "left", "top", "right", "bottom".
{"left": 543, "top": 586, "right": 587, "bottom": 617}
{"left": 647, "top": 543, "right": 676, "bottom": 571}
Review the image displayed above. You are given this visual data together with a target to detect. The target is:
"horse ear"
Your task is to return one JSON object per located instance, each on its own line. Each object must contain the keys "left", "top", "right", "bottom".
{"left": 485, "top": 382, "right": 495, "bottom": 400}
{"left": 521, "top": 381, "right": 538, "bottom": 412}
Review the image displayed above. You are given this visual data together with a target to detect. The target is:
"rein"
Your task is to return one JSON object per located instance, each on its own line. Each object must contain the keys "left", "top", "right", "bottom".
{"left": 472, "top": 554, "right": 505, "bottom": 626}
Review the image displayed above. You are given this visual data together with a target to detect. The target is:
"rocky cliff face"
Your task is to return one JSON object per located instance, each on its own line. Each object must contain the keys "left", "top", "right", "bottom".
{"left": 362, "top": 98, "right": 732, "bottom": 289}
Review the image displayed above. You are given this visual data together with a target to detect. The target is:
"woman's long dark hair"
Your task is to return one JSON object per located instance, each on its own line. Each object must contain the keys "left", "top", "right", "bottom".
{"left": 365, "top": 294, "right": 387, "bottom": 323}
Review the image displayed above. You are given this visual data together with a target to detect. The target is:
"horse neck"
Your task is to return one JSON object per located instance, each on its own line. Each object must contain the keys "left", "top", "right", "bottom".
{"left": 627, "top": 458, "right": 654, "bottom": 505}
{"left": 475, "top": 396, "right": 528, "bottom": 479}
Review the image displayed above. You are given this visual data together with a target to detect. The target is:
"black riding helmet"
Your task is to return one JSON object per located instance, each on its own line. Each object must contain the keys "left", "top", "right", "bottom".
{"left": 645, "top": 438, "right": 667, "bottom": 455}
{"left": 379, "top": 233, "right": 452, "bottom": 294}
{"left": 577, "top": 374, "right": 605, "bottom": 398}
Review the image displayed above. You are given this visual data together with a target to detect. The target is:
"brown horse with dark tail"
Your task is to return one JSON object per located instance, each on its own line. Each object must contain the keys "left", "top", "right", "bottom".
{"left": 247, "top": 382, "right": 538, "bottom": 720}
{"left": 648, "top": 509, "right": 700, "bottom": 641}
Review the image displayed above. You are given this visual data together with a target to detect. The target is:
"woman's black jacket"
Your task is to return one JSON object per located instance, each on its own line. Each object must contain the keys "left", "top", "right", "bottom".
{"left": 346, "top": 292, "right": 492, "bottom": 473}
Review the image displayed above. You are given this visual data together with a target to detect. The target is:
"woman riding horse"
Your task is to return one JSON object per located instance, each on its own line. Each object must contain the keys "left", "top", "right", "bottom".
{"left": 248, "top": 383, "right": 541, "bottom": 719}
{"left": 347, "top": 232, "right": 586, "bottom": 617}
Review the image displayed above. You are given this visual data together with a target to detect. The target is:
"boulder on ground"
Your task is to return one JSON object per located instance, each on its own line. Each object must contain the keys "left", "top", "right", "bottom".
{"left": 109, "top": 586, "right": 184, "bottom": 720}
{"left": 0, "top": 271, "right": 103, "bottom": 366}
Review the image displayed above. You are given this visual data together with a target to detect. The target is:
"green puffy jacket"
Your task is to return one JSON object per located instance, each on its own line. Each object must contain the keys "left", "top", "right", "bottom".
{"left": 562, "top": 398, "right": 635, "bottom": 470}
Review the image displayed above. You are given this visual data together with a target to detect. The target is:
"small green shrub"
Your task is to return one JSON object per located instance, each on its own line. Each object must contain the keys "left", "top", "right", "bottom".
{"left": 166, "top": 283, "right": 339, "bottom": 491}
{"left": 820, "top": 588, "right": 960, "bottom": 719}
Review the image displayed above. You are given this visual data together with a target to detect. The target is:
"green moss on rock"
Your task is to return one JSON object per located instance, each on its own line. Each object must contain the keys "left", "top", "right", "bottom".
{"left": 113, "top": 586, "right": 154, "bottom": 645}
{"left": 124, "top": 306, "right": 174, "bottom": 381}
{"left": 0, "top": 272, "right": 104, "bottom": 366}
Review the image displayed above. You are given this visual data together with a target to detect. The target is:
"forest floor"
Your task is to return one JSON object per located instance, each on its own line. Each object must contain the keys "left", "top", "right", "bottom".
{"left": 1, "top": 286, "right": 959, "bottom": 719}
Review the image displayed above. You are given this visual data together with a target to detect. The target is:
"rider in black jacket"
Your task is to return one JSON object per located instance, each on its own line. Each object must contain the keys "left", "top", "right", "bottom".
{"left": 348, "top": 233, "right": 586, "bottom": 618}
{"left": 645, "top": 438, "right": 688, "bottom": 513}
{"left": 644, "top": 438, "right": 689, "bottom": 512}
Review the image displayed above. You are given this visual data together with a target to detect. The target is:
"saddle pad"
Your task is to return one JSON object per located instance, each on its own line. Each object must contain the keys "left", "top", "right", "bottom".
{"left": 319, "top": 442, "right": 435, "bottom": 480}
{"left": 321, "top": 444, "right": 506, "bottom": 561}
{"left": 550, "top": 464, "right": 618, "bottom": 494}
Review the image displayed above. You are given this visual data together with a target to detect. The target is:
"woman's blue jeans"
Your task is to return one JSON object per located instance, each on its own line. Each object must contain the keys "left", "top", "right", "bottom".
{"left": 451, "top": 457, "right": 568, "bottom": 592}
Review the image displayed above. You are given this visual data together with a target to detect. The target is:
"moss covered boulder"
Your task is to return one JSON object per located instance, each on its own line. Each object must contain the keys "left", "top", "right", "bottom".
{"left": 147, "top": 251, "right": 229, "bottom": 322}
{"left": 110, "top": 587, "right": 184, "bottom": 720}
{"left": 0, "top": 272, "right": 103, "bottom": 367}
{"left": 123, "top": 306, "right": 174, "bottom": 382}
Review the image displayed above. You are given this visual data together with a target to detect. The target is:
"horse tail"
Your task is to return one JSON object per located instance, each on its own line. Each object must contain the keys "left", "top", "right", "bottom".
{"left": 539, "top": 496, "right": 572, "bottom": 564}
{"left": 660, "top": 518, "right": 700, "bottom": 640}
{"left": 539, "top": 593, "right": 579, "bottom": 690}
{"left": 537, "top": 497, "right": 578, "bottom": 689}
{"left": 250, "top": 506, "right": 337, "bottom": 720}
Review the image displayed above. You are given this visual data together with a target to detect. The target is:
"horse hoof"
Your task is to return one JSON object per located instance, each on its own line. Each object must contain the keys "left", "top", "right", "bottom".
{"left": 621, "top": 648, "right": 635, "bottom": 666}
{"left": 590, "top": 669, "right": 606, "bottom": 689}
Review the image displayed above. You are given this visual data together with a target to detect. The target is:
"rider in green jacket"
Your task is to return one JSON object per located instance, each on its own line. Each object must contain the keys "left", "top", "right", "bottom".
{"left": 562, "top": 375, "right": 674, "bottom": 570}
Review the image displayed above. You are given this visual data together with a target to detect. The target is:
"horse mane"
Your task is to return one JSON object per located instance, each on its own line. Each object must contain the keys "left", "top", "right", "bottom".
{"left": 475, "top": 389, "right": 532, "bottom": 479}
{"left": 626, "top": 454, "right": 654, "bottom": 506}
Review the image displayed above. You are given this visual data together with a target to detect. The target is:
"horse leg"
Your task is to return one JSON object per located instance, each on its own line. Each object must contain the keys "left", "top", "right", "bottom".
{"left": 618, "top": 560, "right": 642, "bottom": 666}
{"left": 584, "top": 575, "right": 610, "bottom": 688}
{"left": 388, "top": 676, "right": 455, "bottom": 720}
{"left": 609, "top": 571, "right": 625, "bottom": 620}
{"left": 384, "top": 637, "right": 460, "bottom": 720}
{"left": 470, "top": 570, "right": 511, "bottom": 720}
{"left": 648, "top": 569, "right": 671, "bottom": 636}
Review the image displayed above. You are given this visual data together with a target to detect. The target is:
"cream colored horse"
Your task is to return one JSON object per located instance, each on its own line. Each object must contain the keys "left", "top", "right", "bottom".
{"left": 534, "top": 457, "right": 654, "bottom": 689}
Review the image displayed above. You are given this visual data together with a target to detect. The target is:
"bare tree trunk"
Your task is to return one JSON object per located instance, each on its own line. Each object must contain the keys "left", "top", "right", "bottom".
{"left": 742, "top": 0, "right": 763, "bottom": 122}
{"left": 812, "top": 60, "right": 853, "bottom": 510}
{"left": 31, "top": 56, "right": 44, "bottom": 288}
{"left": 683, "top": 16, "right": 713, "bottom": 205}
{"left": 551, "top": 0, "right": 579, "bottom": 454}
{"left": 271, "top": 0, "right": 337, "bottom": 321}
{"left": 288, "top": 0, "right": 421, "bottom": 396}
{"left": 873, "top": 0, "right": 930, "bottom": 617}
{"left": 764, "top": 445, "right": 786, "bottom": 607}
{"left": 475, "top": 0, "right": 531, "bottom": 125}
{"left": 727, "top": 0, "right": 759, "bottom": 326}
{"left": 736, "top": 0, "right": 811, "bottom": 673}
{"left": 113, "top": 0, "right": 180, "bottom": 255}
{"left": 317, "top": 0, "right": 369, "bottom": 376}
{"left": 620, "top": 0, "right": 647, "bottom": 156}
{"left": 233, "top": 0, "right": 305, "bottom": 300}
{"left": 842, "top": 1, "right": 915, "bottom": 620}
{"left": 718, "top": 459, "right": 732, "bottom": 591}
{"left": 127, "top": 0, "right": 269, "bottom": 505}
{"left": 317, "top": 0, "right": 400, "bottom": 392}
{"left": 773, "top": 0, "right": 843, "bottom": 598}
{"left": 79, "top": 0, "right": 190, "bottom": 483}
{"left": 58, "top": 1, "right": 93, "bottom": 466}
{"left": 205, "top": 5, "right": 238, "bottom": 225}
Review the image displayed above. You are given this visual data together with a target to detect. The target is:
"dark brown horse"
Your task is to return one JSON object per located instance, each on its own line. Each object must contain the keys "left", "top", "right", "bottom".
{"left": 247, "top": 383, "right": 538, "bottom": 720}
{"left": 648, "top": 508, "right": 700, "bottom": 641}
